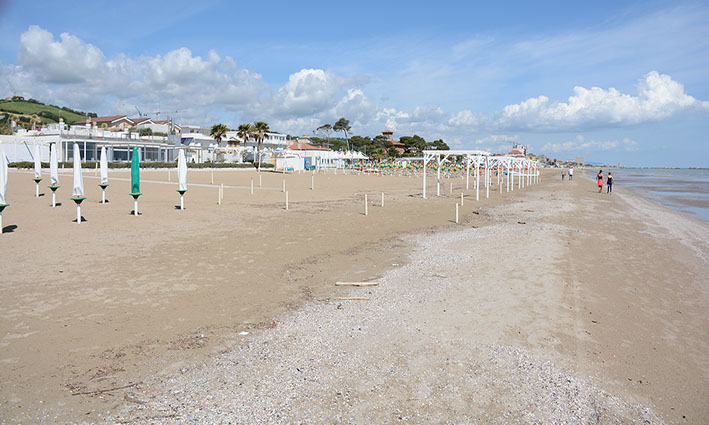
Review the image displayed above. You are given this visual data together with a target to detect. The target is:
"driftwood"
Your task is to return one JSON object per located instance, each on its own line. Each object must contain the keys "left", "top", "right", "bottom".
{"left": 71, "top": 382, "right": 139, "bottom": 396}
{"left": 335, "top": 282, "right": 379, "bottom": 287}
{"left": 333, "top": 296, "right": 371, "bottom": 301}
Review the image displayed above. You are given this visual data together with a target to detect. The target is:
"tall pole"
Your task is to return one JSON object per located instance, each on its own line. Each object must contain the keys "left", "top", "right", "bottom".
{"left": 466, "top": 155, "right": 470, "bottom": 190}
{"left": 422, "top": 155, "right": 428, "bottom": 199}
{"left": 436, "top": 156, "right": 441, "bottom": 197}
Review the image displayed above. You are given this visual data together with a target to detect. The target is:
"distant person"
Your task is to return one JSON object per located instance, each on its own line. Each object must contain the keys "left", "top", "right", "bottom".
{"left": 569, "top": 167, "right": 574, "bottom": 181}
{"left": 597, "top": 170, "right": 604, "bottom": 193}
{"left": 607, "top": 172, "right": 613, "bottom": 194}
{"left": 561, "top": 169, "right": 566, "bottom": 180}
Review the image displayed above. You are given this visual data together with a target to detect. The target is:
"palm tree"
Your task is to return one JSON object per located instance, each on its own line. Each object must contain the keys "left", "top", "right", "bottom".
{"left": 252, "top": 121, "right": 270, "bottom": 171}
{"left": 333, "top": 118, "right": 351, "bottom": 151}
{"left": 210, "top": 123, "right": 228, "bottom": 146}
{"left": 316, "top": 123, "right": 333, "bottom": 147}
{"left": 236, "top": 123, "right": 252, "bottom": 145}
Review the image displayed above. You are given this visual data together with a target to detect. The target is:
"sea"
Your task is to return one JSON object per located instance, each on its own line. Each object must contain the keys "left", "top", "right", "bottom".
{"left": 584, "top": 168, "right": 709, "bottom": 223}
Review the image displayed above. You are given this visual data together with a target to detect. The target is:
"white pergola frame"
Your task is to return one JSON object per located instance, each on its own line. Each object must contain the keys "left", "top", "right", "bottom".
{"left": 422, "top": 150, "right": 540, "bottom": 200}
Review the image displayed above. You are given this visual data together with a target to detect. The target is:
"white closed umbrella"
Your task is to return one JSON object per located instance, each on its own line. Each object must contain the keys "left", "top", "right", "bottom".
{"left": 33, "top": 144, "right": 42, "bottom": 197}
{"left": 177, "top": 149, "right": 187, "bottom": 210}
{"left": 99, "top": 146, "right": 109, "bottom": 204}
{"left": 0, "top": 154, "right": 8, "bottom": 233}
{"left": 71, "top": 143, "right": 86, "bottom": 224}
{"left": 49, "top": 144, "right": 59, "bottom": 207}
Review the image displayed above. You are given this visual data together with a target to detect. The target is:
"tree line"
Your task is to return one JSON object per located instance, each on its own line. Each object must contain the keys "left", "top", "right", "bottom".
{"left": 207, "top": 116, "right": 450, "bottom": 162}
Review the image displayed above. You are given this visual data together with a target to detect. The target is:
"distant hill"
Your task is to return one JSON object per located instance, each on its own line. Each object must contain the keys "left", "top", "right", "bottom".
{"left": 0, "top": 97, "right": 97, "bottom": 128}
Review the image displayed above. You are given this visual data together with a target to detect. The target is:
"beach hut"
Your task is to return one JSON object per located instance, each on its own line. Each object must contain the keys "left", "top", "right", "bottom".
{"left": 49, "top": 144, "right": 60, "bottom": 207}
{"left": 33, "top": 144, "right": 42, "bottom": 197}
{"left": 177, "top": 149, "right": 187, "bottom": 210}
{"left": 70, "top": 143, "right": 86, "bottom": 224}
{"left": 0, "top": 152, "right": 8, "bottom": 233}
{"left": 130, "top": 147, "right": 141, "bottom": 215}
{"left": 99, "top": 147, "right": 109, "bottom": 204}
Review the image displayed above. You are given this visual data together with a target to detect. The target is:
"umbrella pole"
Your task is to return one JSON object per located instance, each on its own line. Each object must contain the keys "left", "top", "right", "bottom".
{"left": 102, "top": 188, "right": 106, "bottom": 204}
{"left": 52, "top": 192, "right": 56, "bottom": 207}
{"left": 181, "top": 194, "right": 184, "bottom": 210}
{"left": 76, "top": 204, "right": 81, "bottom": 224}
{"left": 0, "top": 210, "right": 3, "bottom": 233}
{"left": 36, "top": 182, "right": 39, "bottom": 197}
{"left": 134, "top": 198, "right": 139, "bottom": 216}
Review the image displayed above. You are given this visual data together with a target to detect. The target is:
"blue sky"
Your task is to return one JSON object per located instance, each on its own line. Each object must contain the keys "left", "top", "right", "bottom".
{"left": 1, "top": 0, "right": 708, "bottom": 166}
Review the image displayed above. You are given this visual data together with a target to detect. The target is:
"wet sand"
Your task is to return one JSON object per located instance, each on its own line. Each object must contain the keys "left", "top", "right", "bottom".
{"left": 1, "top": 168, "right": 707, "bottom": 423}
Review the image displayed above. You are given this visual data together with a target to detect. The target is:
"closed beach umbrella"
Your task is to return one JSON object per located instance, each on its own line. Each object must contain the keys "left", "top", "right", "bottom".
{"left": 0, "top": 153, "right": 7, "bottom": 232}
{"left": 72, "top": 144, "right": 84, "bottom": 198}
{"left": 33, "top": 145, "right": 41, "bottom": 179}
{"left": 178, "top": 149, "right": 187, "bottom": 191}
{"left": 33, "top": 144, "right": 42, "bottom": 197}
{"left": 100, "top": 147, "right": 108, "bottom": 184}
{"left": 49, "top": 144, "right": 59, "bottom": 207}
{"left": 130, "top": 147, "right": 141, "bottom": 215}
{"left": 131, "top": 147, "right": 140, "bottom": 194}
{"left": 70, "top": 143, "right": 86, "bottom": 224}
{"left": 99, "top": 147, "right": 109, "bottom": 204}
{"left": 0, "top": 153, "right": 8, "bottom": 205}
{"left": 50, "top": 144, "right": 59, "bottom": 186}
{"left": 177, "top": 149, "right": 187, "bottom": 210}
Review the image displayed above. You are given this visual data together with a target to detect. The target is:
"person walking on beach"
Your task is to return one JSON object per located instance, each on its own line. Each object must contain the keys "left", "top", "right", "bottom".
{"left": 569, "top": 167, "right": 574, "bottom": 181}
{"left": 597, "top": 170, "right": 604, "bottom": 193}
{"left": 561, "top": 169, "right": 566, "bottom": 180}
{"left": 607, "top": 172, "right": 613, "bottom": 194}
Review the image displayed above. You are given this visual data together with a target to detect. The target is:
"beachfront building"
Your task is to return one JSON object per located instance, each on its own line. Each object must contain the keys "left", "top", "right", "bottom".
{"left": 74, "top": 115, "right": 135, "bottom": 131}
{"left": 382, "top": 130, "right": 406, "bottom": 154}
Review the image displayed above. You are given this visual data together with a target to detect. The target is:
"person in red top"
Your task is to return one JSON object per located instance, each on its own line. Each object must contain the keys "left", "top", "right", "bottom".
{"left": 597, "top": 170, "right": 604, "bottom": 193}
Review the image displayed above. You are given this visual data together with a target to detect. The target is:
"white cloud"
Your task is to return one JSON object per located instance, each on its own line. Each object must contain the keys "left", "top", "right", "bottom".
{"left": 272, "top": 69, "right": 344, "bottom": 117}
{"left": 17, "top": 25, "right": 105, "bottom": 84}
{"left": 495, "top": 71, "right": 708, "bottom": 131}
{"left": 542, "top": 135, "right": 639, "bottom": 153}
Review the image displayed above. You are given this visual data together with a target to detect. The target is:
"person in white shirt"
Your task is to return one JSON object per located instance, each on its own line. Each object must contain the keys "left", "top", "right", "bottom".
{"left": 569, "top": 168, "right": 574, "bottom": 181}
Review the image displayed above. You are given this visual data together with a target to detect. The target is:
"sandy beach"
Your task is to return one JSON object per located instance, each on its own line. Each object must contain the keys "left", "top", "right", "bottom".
{"left": 1, "top": 168, "right": 707, "bottom": 424}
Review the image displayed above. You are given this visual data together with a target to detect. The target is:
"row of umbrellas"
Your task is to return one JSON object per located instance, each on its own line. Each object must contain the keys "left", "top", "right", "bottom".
{"left": 0, "top": 144, "right": 189, "bottom": 231}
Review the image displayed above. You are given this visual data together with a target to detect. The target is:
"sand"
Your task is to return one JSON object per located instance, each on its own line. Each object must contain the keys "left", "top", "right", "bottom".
{"left": 0, "top": 168, "right": 707, "bottom": 423}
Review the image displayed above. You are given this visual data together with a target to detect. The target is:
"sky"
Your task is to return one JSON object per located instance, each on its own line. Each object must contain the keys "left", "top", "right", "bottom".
{"left": 0, "top": 0, "right": 707, "bottom": 166}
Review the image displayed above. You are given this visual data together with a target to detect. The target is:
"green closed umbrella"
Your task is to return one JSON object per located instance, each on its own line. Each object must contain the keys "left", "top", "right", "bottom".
{"left": 130, "top": 147, "right": 141, "bottom": 215}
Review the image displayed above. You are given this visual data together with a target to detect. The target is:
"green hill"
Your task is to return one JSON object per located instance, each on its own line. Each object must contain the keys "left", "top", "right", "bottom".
{"left": 0, "top": 97, "right": 96, "bottom": 126}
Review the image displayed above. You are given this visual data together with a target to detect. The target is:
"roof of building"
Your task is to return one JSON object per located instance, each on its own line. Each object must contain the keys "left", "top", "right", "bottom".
{"left": 287, "top": 141, "right": 329, "bottom": 151}
{"left": 74, "top": 115, "right": 132, "bottom": 125}
{"left": 382, "top": 130, "right": 394, "bottom": 134}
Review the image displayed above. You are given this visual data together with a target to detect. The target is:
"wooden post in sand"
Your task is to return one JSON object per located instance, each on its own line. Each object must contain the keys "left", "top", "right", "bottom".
{"left": 461, "top": 192, "right": 464, "bottom": 206}
{"left": 455, "top": 203, "right": 459, "bottom": 224}
{"left": 381, "top": 192, "right": 384, "bottom": 207}
{"left": 364, "top": 194, "right": 368, "bottom": 216}
{"left": 211, "top": 172, "right": 214, "bottom": 185}
{"left": 217, "top": 186, "right": 221, "bottom": 205}
{"left": 221, "top": 183, "right": 224, "bottom": 203}
{"left": 285, "top": 191, "right": 289, "bottom": 210}
{"left": 259, "top": 173, "right": 262, "bottom": 187}
{"left": 311, "top": 174, "right": 314, "bottom": 190}
{"left": 250, "top": 178, "right": 254, "bottom": 195}
{"left": 282, "top": 179, "right": 286, "bottom": 193}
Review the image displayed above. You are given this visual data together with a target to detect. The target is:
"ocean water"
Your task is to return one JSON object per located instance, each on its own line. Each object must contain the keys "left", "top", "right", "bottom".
{"left": 584, "top": 168, "right": 709, "bottom": 223}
